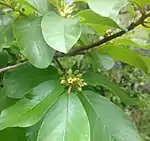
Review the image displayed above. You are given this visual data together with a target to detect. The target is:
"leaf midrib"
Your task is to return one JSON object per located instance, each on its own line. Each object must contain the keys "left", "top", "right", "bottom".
{"left": 83, "top": 93, "right": 114, "bottom": 140}
{"left": 1, "top": 88, "right": 53, "bottom": 128}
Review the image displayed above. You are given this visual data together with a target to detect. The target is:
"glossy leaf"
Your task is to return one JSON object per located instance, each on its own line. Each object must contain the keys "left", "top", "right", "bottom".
{"left": 128, "top": 5, "right": 136, "bottom": 18}
{"left": 88, "top": 0, "right": 128, "bottom": 24}
{"left": 130, "top": 0, "right": 149, "bottom": 7}
{"left": 76, "top": 9, "right": 119, "bottom": 34}
{"left": 41, "top": 12, "right": 81, "bottom": 53}
{"left": 25, "top": 0, "right": 49, "bottom": 14}
{"left": 0, "top": 15, "right": 13, "bottom": 51}
{"left": 0, "top": 88, "right": 17, "bottom": 113}
{"left": 26, "top": 120, "right": 43, "bottom": 141}
{"left": 0, "top": 51, "right": 9, "bottom": 69}
{"left": 0, "top": 80, "right": 64, "bottom": 130}
{"left": 0, "top": 127, "right": 27, "bottom": 141}
{"left": 18, "top": 0, "right": 37, "bottom": 15}
{"left": 13, "top": 17, "right": 55, "bottom": 68}
{"left": 141, "top": 56, "right": 150, "bottom": 73}
{"left": 83, "top": 72, "right": 137, "bottom": 105}
{"left": 48, "top": 0, "right": 60, "bottom": 9}
{"left": 78, "top": 91, "right": 141, "bottom": 141}
{"left": 99, "top": 45, "right": 148, "bottom": 72}
{"left": 75, "top": 0, "right": 87, "bottom": 2}
{"left": 99, "top": 54, "right": 115, "bottom": 70}
{"left": 114, "top": 38, "right": 150, "bottom": 50}
{"left": 37, "top": 93, "right": 90, "bottom": 141}
{"left": 2, "top": 63, "right": 58, "bottom": 98}
{"left": 89, "top": 51, "right": 115, "bottom": 71}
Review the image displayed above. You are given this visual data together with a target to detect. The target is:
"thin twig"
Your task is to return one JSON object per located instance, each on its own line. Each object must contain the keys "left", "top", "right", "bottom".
{"left": 0, "top": 11, "right": 149, "bottom": 73}
{"left": 55, "top": 11, "right": 150, "bottom": 57}
{"left": 0, "top": 62, "right": 27, "bottom": 73}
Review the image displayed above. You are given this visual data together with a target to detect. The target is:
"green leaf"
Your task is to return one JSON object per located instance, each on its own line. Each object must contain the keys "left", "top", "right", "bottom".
{"left": 88, "top": 51, "right": 115, "bottom": 71}
{"left": 0, "top": 15, "right": 14, "bottom": 51}
{"left": 99, "top": 45, "right": 148, "bottom": 72}
{"left": 41, "top": 12, "right": 81, "bottom": 53}
{"left": 2, "top": 63, "right": 58, "bottom": 98}
{"left": 48, "top": 0, "right": 60, "bottom": 9}
{"left": 141, "top": 56, "right": 150, "bottom": 73}
{"left": 99, "top": 54, "right": 115, "bottom": 70}
{"left": 76, "top": 9, "right": 119, "bottom": 34}
{"left": 37, "top": 93, "right": 90, "bottom": 141}
{"left": 88, "top": 24, "right": 113, "bottom": 35}
{"left": 0, "top": 88, "right": 17, "bottom": 113}
{"left": 129, "top": 0, "right": 149, "bottom": 7}
{"left": 88, "top": 0, "right": 128, "bottom": 24}
{"left": 75, "top": 0, "right": 87, "bottom": 2}
{"left": 26, "top": 120, "right": 43, "bottom": 141}
{"left": 0, "top": 51, "right": 9, "bottom": 69}
{"left": 78, "top": 25, "right": 96, "bottom": 45}
{"left": 25, "top": 0, "right": 49, "bottom": 14}
{"left": 0, "top": 127, "right": 27, "bottom": 141}
{"left": 78, "top": 91, "right": 141, "bottom": 141}
{"left": 114, "top": 38, "right": 150, "bottom": 50}
{"left": 0, "top": 80, "right": 64, "bottom": 130}
{"left": 13, "top": 17, "right": 55, "bottom": 68}
{"left": 83, "top": 72, "right": 137, "bottom": 105}
{"left": 18, "top": 0, "right": 38, "bottom": 15}
{"left": 128, "top": 5, "right": 136, "bottom": 18}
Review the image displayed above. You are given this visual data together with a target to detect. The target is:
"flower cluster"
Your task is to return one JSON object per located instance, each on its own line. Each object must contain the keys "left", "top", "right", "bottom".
{"left": 58, "top": 4, "right": 74, "bottom": 18}
{"left": 60, "top": 69, "right": 87, "bottom": 93}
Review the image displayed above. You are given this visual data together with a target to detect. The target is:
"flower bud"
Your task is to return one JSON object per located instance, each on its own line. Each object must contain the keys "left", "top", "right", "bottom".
{"left": 74, "top": 70, "right": 79, "bottom": 75}
{"left": 78, "top": 87, "right": 82, "bottom": 92}
{"left": 60, "top": 80, "right": 66, "bottom": 84}
{"left": 76, "top": 73, "right": 82, "bottom": 78}
{"left": 67, "top": 69, "right": 73, "bottom": 75}
{"left": 67, "top": 15, "right": 72, "bottom": 19}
